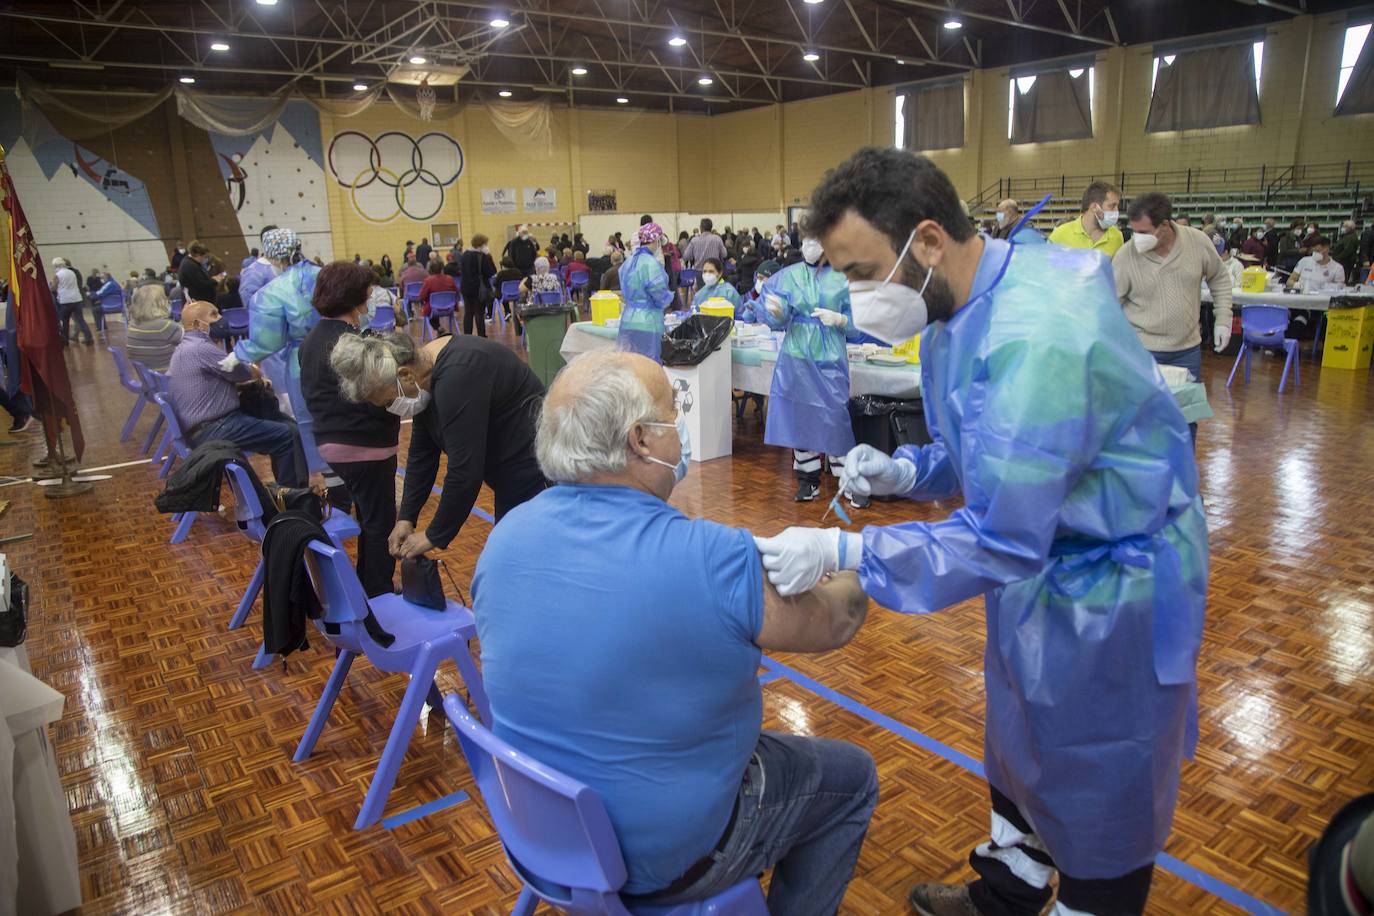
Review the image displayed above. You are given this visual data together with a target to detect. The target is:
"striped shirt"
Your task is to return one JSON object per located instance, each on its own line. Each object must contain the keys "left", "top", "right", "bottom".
{"left": 126, "top": 319, "right": 184, "bottom": 371}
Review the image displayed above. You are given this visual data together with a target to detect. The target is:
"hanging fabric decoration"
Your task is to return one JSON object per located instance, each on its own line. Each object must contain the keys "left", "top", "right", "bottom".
{"left": 416, "top": 78, "right": 437, "bottom": 122}
{"left": 484, "top": 95, "right": 554, "bottom": 159}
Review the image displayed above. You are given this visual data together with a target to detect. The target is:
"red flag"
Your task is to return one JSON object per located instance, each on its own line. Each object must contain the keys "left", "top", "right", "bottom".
{"left": 0, "top": 144, "right": 85, "bottom": 459}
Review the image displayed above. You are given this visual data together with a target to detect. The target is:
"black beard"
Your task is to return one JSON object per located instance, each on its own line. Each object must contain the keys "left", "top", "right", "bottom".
{"left": 898, "top": 255, "right": 956, "bottom": 323}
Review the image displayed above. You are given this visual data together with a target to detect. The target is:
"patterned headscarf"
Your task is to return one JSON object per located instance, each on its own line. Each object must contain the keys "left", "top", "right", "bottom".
{"left": 262, "top": 227, "right": 298, "bottom": 261}
{"left": 636, "top": 222, "right": 665, "bottom": 247}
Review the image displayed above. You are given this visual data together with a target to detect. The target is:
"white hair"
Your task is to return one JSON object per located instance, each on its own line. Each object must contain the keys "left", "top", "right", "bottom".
{"left": 128, "top": 285, "right": 170, "bottom": 323}
{"left": 536, "top": 355, "right": 659, "bottom": 483}
{"left": 329, "top": 331, "right": 416, "bottom": 403}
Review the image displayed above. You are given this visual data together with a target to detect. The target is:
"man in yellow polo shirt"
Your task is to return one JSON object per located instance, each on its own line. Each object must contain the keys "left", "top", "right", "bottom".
{"left": 1049, "top": 180, "right": 1124, "bottom": 256}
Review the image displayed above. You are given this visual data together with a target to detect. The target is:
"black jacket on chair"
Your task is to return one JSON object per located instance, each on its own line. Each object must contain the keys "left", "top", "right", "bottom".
{"left": 154, "top": 440, "right": 273, "bottom": 516}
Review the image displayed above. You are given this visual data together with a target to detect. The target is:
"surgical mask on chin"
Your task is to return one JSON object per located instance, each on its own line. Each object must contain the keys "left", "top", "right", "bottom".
{"left": 642, "top": 414, "right": 691, "bottom": 483}
{"left": 800, "top": 238, "right": 824, "bottom": 265}
{"left": 387, "top": 377, "right": 431, "bottom": 418}
{"left": 1132, "top": 232, "right": 1159, "bottom": 253}
{"left": 701, "top": 273, "right": 719, "bottom": 287}
{"left": 846, "top": 227, "right": 931, "bottom": 345}
{"left": 754, "top": 278, "right": 765, "bottom": 294}
{"left": 1099, "top": 209, "right": 1120, "bottom": 230}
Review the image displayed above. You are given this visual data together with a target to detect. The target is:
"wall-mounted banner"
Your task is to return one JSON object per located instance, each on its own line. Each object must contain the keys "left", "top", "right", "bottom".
{"left": 587, "top": 188, "right": 617, "bottom": 212}
{"left": 523, "top": 186, "right": 556, "bottom": 212}
{"left": 481, "top": 187, "right": 517, "bottom": 214}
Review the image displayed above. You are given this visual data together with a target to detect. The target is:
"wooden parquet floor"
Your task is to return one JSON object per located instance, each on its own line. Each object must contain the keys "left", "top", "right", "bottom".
{"left": 7, "top": 323, "right": 1373, "bottom": 915}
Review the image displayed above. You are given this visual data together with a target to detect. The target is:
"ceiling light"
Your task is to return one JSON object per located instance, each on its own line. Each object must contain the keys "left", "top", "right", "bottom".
{"left": 571, "top": 66, "right": 588, "bottom": 76}
{"left": 803, "top": 0, "right": 824, "bottom": 4}
{"left": 255, "top": 0, "right": 278, "bottom": 5}
{"left": 353, "top": 83, "right": 368, "bottom": 91}
{"left": 498, "top": 89, "right": 513, "bottom": 98}
{"left": 210, "top": 41, "right": 230, "bottom": 52}
{"left": 802, "top": 50, "right": 820, "bottom": 62}
{"left": 698, "top": 76, "right": 713, "bottom": 86}
{"left": 668, "top": 35, "right": 687, "bottom": 47}
{"left": 897, "top": 59, "right": 906, "bottom": 64}
{"left": 616, "top": 96, "right": 629, "bottom": 104}
{"left": 490, "top": 17, "right": 510, "bottom": 28}
{"left": 179, "top": 76, "right": 196, "bottom": 84}
{"left": 944, "top": 18, "right": 963, "bottom": 30}
{"left": 409, "top": 55, "right": 427, "bottom": 64}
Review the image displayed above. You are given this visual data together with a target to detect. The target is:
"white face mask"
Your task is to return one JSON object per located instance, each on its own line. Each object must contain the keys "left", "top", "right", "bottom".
{"left": 846, "top": 228, "right": 932, "bottom": 345}
{"left": 800, "top": 238, "right": 824, "bottom": 265}
{"left": 995, "top": 212, "right": 1007, "bottom": 226}
{"left": 1132, "top": 232, "right": 1159, "bottom": 253}
{"left": 754, "top": 278, "right": 766, "bottom": 294}
{"left": 642, "top": 414, "right": 691, "bottom": 483}
{"left": 701, "top": 272, "right": 719, "bottom": 287}
{"left": 1099, "top": 209, "right": 1120, "bottom": 230}
{"left": 1317, "top": 251, "right": 1330, "bottom": 264}
{"left": 481, "top": 245, "right": 490, "bottom": 254}
{"left": 386, "top": 377, "right": 431, "bottom": 418}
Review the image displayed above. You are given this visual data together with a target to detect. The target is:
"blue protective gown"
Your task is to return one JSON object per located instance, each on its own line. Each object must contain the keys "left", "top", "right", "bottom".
{"left": 858, "top": 237, "right": 1208, "bottom": 879}
{"left": 616, "top": 247, "right": 675, "bottom": 363}
{"left": 761, "top": 262, "right": 860, "bottom": 457}
{"left": 691, "top": 281, "right": 743, "bottom": 313}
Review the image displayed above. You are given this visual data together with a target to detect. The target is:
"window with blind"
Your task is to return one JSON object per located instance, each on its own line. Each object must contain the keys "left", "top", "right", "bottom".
{"left": 1146, "top": 41, "right": 1262, "bottom": 132}
{"left": 895, "top": 80, "right": 965, "bottom": 152}
{"left": 1336, "top": 22, "right": 1374, "bottom": 115}
{"left": 1006, "top": 66, "right": 1093, "bottom": 143}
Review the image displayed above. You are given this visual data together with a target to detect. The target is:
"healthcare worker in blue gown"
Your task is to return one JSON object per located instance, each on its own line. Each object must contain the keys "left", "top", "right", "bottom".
{"left": 759, "top": 237, "right": 861, "bottom": 502}
{"left": 754, "top": 148, "right": 1208, "bottom": 916}
{"left": 616, "top": 222, "right": 675, "bottom": 363}
{"left": 689, "top": 257, "right": 743, "bottom": 313}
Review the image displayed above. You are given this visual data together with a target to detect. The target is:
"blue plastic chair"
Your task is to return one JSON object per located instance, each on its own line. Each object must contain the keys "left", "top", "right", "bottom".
{"left": 569, "top": 269, "right": 590, "bottom": 307}
{"left": 132, "top": 361, "right": 171, "bottom": 458}
{"left": 168, "top": 297, "right": 184, "bottom": 321}
{"left": 424, "top": 291, "right": 459, "bottom": 342}
{"left": 443, "top": 696, "right": 768, "bottom": 916}
{"left": 499, "top": 280, "right": 522, "bottom": 322}
{"left": 98, "top": 291, "right": 125, "bottom": 334}
{"left": 370, "top": 304, "right": 396, "bottom": 334}
{"left": 109, "top": 347, "right": 150, "bottom": 442}
{"left": 295, "top": 539, "right": 491, "bottom": 830}
{"left": 152, "top": 392, "right": 198, "bottom": 543}
{"left": 221, "top": 307, "right": 249, "bottom": 343}
{"left": 222, "top": 462, "right": 360, "bottom": 670}
{"left": 1227, "top": 305, "right": 1300, "bottom": 394}
{"left": 404, "top": 282, "right": 423, "bottom": 319}
{"left": 676, "top": 268, "right": 699, "bottom": 308}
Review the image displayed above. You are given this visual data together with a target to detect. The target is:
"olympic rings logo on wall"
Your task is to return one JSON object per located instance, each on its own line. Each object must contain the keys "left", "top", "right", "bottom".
{"left": 326, "top": 130, "right": 465, "bottom": 224}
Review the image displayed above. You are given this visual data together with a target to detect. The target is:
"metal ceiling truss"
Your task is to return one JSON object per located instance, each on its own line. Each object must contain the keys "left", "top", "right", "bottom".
{"left": 0, "top": 0, "right": 1128, "bottom": 109}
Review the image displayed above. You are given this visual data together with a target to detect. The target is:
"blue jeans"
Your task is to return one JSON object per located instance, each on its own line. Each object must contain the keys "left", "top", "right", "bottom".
{"left": 640, "top": 731, "right": 878, "bottom": 915}
{"left": 1149, "top": 345, "right": 1200, "bottom": 449}
{"left": 195, "top": 410, "right": 306, "bottom": 488}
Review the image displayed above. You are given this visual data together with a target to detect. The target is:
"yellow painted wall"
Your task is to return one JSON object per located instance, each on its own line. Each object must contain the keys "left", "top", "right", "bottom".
{"left": 314, "top": 11, "right": 1369, "bottom": 262}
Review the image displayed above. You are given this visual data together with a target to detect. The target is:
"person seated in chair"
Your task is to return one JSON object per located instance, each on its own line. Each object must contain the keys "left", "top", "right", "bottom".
{"left": 168, "top": 300, "right": 312, "bottom": 488}
{"left": 471, "top": 350, "right": 879, "bottom": 915}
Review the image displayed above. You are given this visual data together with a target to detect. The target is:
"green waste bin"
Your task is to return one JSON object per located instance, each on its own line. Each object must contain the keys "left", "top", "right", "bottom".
{"left": 520, "top": 307, "right": 576, "bottom": 390}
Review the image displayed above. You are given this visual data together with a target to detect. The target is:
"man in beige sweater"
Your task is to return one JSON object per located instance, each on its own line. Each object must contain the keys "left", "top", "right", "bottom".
{"left": 1114, "top": 192, "right": 1232, "bottom": 445}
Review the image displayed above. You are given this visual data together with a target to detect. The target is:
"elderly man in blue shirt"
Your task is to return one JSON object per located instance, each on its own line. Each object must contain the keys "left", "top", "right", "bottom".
{"left": 471, "top": 350, "right": 879, "bottom": 915}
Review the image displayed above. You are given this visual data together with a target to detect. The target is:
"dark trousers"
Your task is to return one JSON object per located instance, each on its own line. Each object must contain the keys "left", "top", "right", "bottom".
{"left": 1148, "top": 345, "right": 1201, "bottom": 449}
{"left": 0, "top": 385, "right": 30, "bottom": 423}
{"left": 462, "top": 301, "right": 487, "bottom": 337}
{"left": 57, "top": 301, "right": 92, "bottom": 343}
{"left": 194, "top": 410, "right": 306, "bottom": 488}
{"left": 968, "top": 786, "right": 1154, "bottom": 916}
{"left": 328, "top": 455, "right": 398, "bottom": 598}
{"left": 91, "top": 301, "right": 107, "bottom": 332}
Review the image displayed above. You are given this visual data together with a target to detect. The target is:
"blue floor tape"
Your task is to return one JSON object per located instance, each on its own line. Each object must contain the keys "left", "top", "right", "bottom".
{"left": 394, "top": 465, "right": 496, "bottom": 523}
{"left": 381, "top": 789, "right": 470, "bottom": 829}
{"left": 759, "top": 656, "right": 1290, "bottom": 916}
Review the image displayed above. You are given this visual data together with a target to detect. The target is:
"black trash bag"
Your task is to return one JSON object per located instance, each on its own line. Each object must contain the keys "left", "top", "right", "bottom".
{"left": 0, "top": 572, "right": 28, "bottom": 647}
{"left": 516, "top": 299, "right": 573, "bottom": 320}
{"left": 849, "top": 395, "right": 930, "bottom": 456}
{"left": 661, "top": 314, "right": 733, "bottom": 366}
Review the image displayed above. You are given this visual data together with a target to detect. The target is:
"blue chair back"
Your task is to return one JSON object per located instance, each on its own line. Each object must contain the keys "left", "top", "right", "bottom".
{"left": 109, "top": 347, "right": 141, "bottom": 394}
{"left": 370, "top": 305, "right": 396, "bottom": 332}
{"left": 223, "top": 461, "right": 268, "bottom": 541}
{"left": 301, "top": 539, "right": 374, "bottom": 628}
{"left": 429, "top": 291, "right": 458, "bottom": 313}
{"left": 132, "top": 361, "right": 170, "bottom": 396}
{"left": 151, "top": 392, "right": 189, "bottom": 453}
{"left": 442, "top": 696, "right": 632, "bottom": 913}
{"left": 404, "top": 282, "right": 423, "bottom": 302}
{"left": 678, "top": 268, "right": 699, "bottom": 288}
{"left": 99, "top": 291, "right": 125, "bottom": 314}
{"left": 534, "top": 291, "right": 564, "bottom": 306}
{"left": 500, "top": 280, "right": 522, "bottom": 303}
{"left": 1241, "top": 305, "right": 1288, "bottom": 347}
{"left": 222, "top": 307, "right": 249, "bottom": 334}
{"left": 168, "top": 298, "right": 184, "bottom": 320}
{"left": 569, "top": 270, "right": 590, "bottom": 289}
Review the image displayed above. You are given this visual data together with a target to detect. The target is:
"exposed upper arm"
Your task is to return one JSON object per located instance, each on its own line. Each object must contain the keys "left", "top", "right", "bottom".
{"left": 755, "top": 569, "right": 869, "bottom": 653}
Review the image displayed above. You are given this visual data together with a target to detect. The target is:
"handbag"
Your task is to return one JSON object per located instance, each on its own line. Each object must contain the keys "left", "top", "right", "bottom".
{"left": 0, "top": 572, "right": 28, "bottom": 648}
{"left": 239, "top": 381, "right": 286, "bottom": 421}
{"left": 270, "top": 485, "right": 330, "bottom": 523}
{"left": 400, "top": 556, "right": 466, "bottom": 610}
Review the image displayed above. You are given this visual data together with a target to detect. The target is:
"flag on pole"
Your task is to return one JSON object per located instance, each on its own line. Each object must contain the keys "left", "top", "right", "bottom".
{"left": 0, "top": 143, "right": 85, "bottom": 459}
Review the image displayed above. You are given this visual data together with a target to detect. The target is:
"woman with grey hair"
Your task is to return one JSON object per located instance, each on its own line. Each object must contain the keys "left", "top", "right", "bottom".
{"left": 330, "top": 327, "right": 547, "bottom": 560}
{"left": 125, "top": 284, "right": 183, "bottom": 370}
